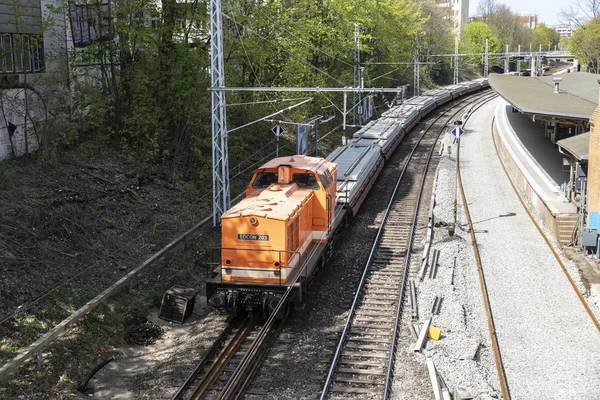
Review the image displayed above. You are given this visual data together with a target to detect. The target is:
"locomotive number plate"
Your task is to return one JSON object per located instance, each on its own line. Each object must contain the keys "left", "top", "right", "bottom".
{"left": 237, "top": 234, "right": 269, "bottom": 241}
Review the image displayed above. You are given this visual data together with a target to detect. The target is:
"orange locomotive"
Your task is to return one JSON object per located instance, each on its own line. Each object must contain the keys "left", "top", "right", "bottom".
{"left": 206, "top": 155, "right": 339, "bottom": 315}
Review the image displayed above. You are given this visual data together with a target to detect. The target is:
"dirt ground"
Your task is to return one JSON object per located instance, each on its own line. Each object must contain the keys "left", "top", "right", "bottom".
{"left": 0, "top": 142, "right": 221, "bottom": 399}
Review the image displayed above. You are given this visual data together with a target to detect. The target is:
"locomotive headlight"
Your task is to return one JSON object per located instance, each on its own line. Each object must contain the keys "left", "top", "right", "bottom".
{"left": 249, "top": 217, "right": 258, "bottom": 226}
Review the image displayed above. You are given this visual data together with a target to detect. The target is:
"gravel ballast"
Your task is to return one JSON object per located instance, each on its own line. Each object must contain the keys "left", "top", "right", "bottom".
{"left": 413, "top": 97, "right": 600, "bottom": 399}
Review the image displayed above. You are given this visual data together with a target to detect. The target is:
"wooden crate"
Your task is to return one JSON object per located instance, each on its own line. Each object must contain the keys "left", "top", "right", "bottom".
{"left": 159, "top": 285, "right": 197, "bottom": 324}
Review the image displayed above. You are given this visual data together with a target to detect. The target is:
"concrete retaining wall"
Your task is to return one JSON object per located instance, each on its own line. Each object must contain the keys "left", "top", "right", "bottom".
{"left": 493, "top": 99, "right": 577, "bottom": 246}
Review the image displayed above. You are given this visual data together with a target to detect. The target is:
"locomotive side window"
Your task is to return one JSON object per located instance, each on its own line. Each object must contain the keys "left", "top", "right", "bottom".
{"left": 252, "top": 172, "right": 278, "bottom": 188}
{"left": 319, "top": 170, "right": 334, "bottom": 189}
{"left": 292, "top": 173, "right": 320, "bottom": 189}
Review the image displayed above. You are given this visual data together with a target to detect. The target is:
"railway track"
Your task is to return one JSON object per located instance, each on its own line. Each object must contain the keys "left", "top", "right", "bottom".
{"left": 173, "top": 91, "right": 497, "bottom": 400}
{"left": 172, "top": 289, "right": 289, "bottom": 400}
{"left": 317, "top": 91, "right": 498, "bottom": 399}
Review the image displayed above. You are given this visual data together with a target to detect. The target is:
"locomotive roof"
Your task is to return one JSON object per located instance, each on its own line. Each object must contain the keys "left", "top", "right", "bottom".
{"left": 257, "top": 155, "right": 335, "bottom": 174}
{"left": 222, "top": 183, "right": 311, "bottom": 221}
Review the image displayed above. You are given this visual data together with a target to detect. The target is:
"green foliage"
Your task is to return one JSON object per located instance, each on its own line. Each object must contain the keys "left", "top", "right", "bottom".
{"left": 461, "top": 22, "right": 500, "bottom": 54}
{"left": 33, "top": 0, "right": 451, "bottom": 181}
{"left": 532, "top": 23, "right": 561, "bottom": 51}
{"left": 485, "top": 5, "right": 533, "bottom": 50}
{"left": 569, "top": 17, "right": 600, "bottom": 73}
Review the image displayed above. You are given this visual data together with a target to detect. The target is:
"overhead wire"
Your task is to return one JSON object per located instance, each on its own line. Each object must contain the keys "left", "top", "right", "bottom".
{"left": 227, "top": 97, "right": 312, "bottom": 107}
{"left": 227, "top": 8, "right": 283, "bottom": 109}
{"left": 243, "top": 4, "right": 359, "bottom": 123}
{"left": 225, "top": 2, "right": 348, "bottom": 159}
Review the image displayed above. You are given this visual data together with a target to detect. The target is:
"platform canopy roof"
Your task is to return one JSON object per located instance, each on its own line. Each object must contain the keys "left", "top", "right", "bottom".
{"left": 489, "top": 73, "right": 599, "bottom": 120}
{"left": 557, "top": 131, "right": 589, "bottom": 162}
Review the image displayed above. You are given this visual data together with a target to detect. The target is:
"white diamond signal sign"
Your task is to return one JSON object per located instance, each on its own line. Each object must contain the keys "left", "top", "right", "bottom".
{"left": 272, "top": 125, "right": 284, "bottom": 137}
{"left": 451, "top": 127, "right": 464, "bottom": 138}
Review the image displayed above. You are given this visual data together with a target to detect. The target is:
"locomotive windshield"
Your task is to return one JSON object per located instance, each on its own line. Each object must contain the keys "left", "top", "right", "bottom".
{"left": 252, "top": 172, "right": 278, "bottom": 188}
{"left": 292, "top": 173, "right": 320, "bottom": 189}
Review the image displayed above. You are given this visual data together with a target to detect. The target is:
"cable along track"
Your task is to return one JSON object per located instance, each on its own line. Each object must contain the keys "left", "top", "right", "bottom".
{"left": 320, "top": 91, "right": 498, "bottom": 399}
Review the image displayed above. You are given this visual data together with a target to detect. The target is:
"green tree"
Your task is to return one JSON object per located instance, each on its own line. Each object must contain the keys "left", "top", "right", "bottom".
{"left": 569, "top": 17, "right": 600, "bottom": 72}
{"left": 459, "top": 22, "right": 500, "bottom": 76}
{"left": 486, "top": 5, "right": 533, "bottom": 50}
{"left": 416, "top": 0, "right": 455, "bottom": 85}
{"left": 532, "top": 23, "right": 561, "bottom": 51}
{"left": 461, "top": 21, "right": 500, "bottom": 54}
{"left": 31, "top": 0, "right": 438, "bottom": 183}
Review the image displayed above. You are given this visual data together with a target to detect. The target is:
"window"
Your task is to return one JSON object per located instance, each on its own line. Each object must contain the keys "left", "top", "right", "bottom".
{"left": 319, "top": 170, "right": 334, "bottom": 189}
{"left": 0, "top": 33, "right": 44, "bottom": 74}
{"left": 252, "top": 172, "right": 278, "bottom": 188}
{"left": 68, "top": 2, "right": 113, "bottom": 48}
{"left": 292, "top": 173, "right": 320, "bottom": 189}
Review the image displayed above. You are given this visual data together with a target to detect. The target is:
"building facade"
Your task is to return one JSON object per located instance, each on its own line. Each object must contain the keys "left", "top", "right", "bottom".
{"left": 0, "top": 0, "right": 68, "bottom": 160}
{"left": 438, "top": 0, "right": 469, "bottom": 34}
{"left": 552, "top": 25, "right": 574, "bottom": 37}
{"left": 520, "top": 14, "right": 538, "bottom": 29}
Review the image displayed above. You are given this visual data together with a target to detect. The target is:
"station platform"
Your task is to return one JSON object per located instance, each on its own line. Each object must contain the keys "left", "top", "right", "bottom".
{"left": 493, "top": 99, "right": 578, "bottom": 245}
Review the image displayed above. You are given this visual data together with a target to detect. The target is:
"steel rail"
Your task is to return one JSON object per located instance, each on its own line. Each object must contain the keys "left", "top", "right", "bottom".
{"left": 319, "top": 110, "right": 423, "bottom": 400}
{"left": 222, "top": 319, "right": 285, "bottom": 400}
{"left": 382, "top": 114, "right": 438, "bottom": 398}
{"left": 188, "top": 318, "right": 255, "bottom": 400}
{"left": 457, "top": 113, "right": 511, "bottom": 399}
{"left": 490, "top": 118, "right": 600, "bottom": 333}
{"left": 217, "top": 286, "right": 292, "bottom": 399}
{"left": 383, "top": 91, "right": 499, "bottom": 398}
{"left": 319, "top": 89, "right": 494, "bottom": 399}
{"left": 170, "top": 320, "right": 235, "bottom": 400}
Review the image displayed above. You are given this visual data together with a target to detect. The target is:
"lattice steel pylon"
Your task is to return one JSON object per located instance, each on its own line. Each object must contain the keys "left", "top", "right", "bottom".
{"left": 484, "top": 39, "right": 489, "bottom": 78}
{"left": 353, "top": 24, "right": 361, "bottom": 125}
{"left": 210, "top": 0, "right": 230, "bottom": 226}
{"left": 453, "top": 36, "right": 459, "bottom": 85}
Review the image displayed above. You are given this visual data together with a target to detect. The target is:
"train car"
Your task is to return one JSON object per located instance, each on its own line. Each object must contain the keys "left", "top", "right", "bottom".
{"left": 350, "top": 118, "right": 404, "bottom": 159}
{"left": 422, "top": 89, "right": 452, "bottom": 107}
{"left": 462, "top": 80, "right": 482, "bottom": 93}
{"left": 444, "top": 84, "right": 468, "bottom": 99}
{"left": 327, "top": 143, "right": 384, "bottom": 216}
{"left": 206, "top": 155, "right": 340, "bottom": 315}
{"left": 473, "top": 78, "right": 489, "bottom": 89}
{"left": 382, "top": 104, "right": 420, "bottom": 132}
{"left": 404, "top": 96, "right": 437, "bottom": 117}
